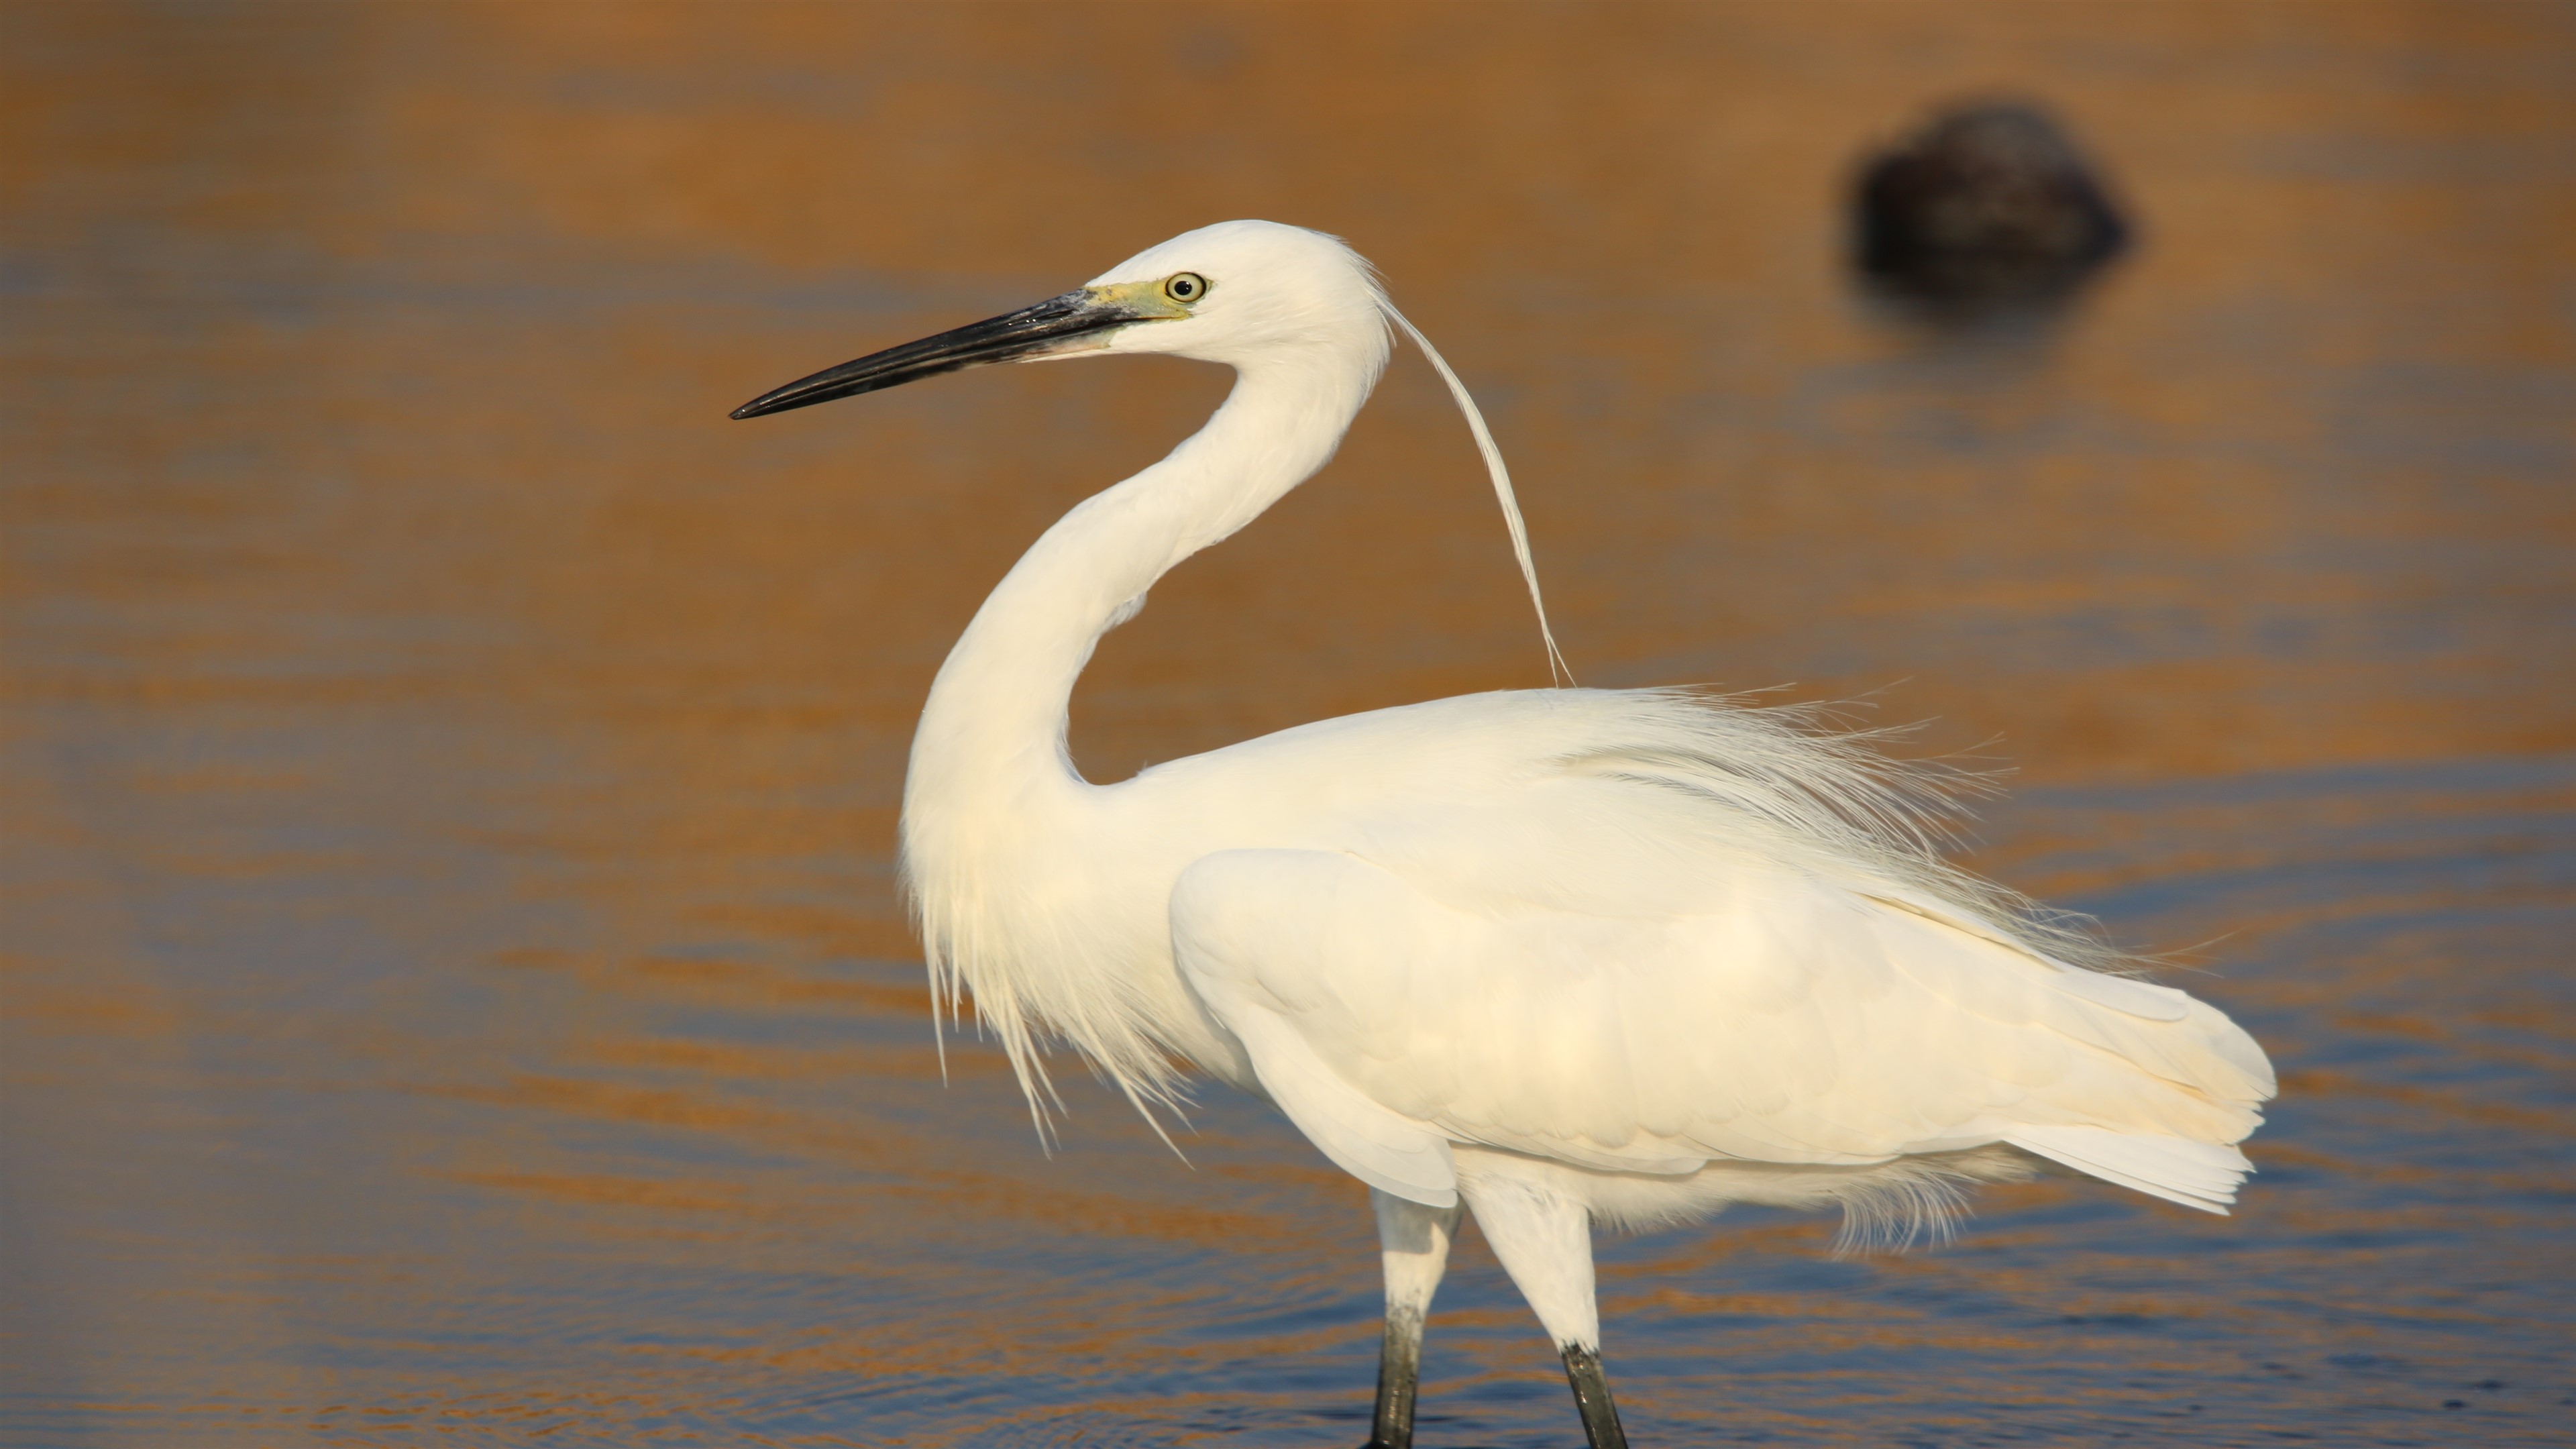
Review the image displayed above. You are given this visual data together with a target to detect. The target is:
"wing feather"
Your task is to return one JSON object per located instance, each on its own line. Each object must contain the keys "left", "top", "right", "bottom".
{"left": 1172, "top": 840, "right": 2269, "bottom": 1213}
{"left": 1174, "top": 857, "right": 1461, "bottom": 1207}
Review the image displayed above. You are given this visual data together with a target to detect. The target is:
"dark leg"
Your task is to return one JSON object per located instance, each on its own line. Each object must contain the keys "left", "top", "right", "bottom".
{"left": 1560, "top": 1343, "right": 1631, "bottom": 1449}
{"left": 1363, "top": 1190, "right": 1462, "bottom": 1449}
{"left": 1367, "top": 1303, "right": 1426, "bottom": 1449}
{"left": 1458, "top": 1169, "right": 1623, "bottom": 1446}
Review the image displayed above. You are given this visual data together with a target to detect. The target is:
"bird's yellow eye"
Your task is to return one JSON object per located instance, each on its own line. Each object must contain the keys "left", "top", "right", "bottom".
{"left": 1163, "top": 272, "right": 1208, "bottom": 305}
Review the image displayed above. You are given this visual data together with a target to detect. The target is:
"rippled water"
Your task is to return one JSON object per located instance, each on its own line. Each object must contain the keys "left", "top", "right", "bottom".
{"left": 5, "top": 5, "right": 2571, "bottom": 1446}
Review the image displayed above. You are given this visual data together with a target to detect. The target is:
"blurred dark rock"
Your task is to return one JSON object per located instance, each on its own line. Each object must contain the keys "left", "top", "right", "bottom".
{"left": 1853, "top": 101, "right": 2129, "bottom": 311}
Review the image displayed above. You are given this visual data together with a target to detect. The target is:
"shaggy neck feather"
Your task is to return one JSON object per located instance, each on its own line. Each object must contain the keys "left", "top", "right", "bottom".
{"left": 898, "top": 343, "right": 1376, "bottom": 1110}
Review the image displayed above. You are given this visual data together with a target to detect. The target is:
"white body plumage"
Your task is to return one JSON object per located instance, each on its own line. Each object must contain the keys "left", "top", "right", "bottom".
{"left": 739, "top": 219, "right": 2273, "bottom": 1442}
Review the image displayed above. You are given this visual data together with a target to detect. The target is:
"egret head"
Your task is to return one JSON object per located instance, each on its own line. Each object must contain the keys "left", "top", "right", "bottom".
{"left": 729, "top": 220, "right": 1389, "bottom": 419}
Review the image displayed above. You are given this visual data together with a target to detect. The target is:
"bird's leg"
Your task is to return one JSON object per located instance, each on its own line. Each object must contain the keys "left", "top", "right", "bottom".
{"left": 1366, "top": 1188, "right": 1462, "bottom": 1449}
{"left": 1559, "top": 1342, "right": 1631, "bottom": 1449}
{"left": 1454, "top": 1167, "right": 1631, "bottom": 1449}
{"left": 1370, "top": 1305, "right": 1426, "bottom": 1449}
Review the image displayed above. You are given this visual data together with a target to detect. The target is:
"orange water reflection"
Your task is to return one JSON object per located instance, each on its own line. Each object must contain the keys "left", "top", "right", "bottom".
{"left": 4, "top": 3, "right": 2571, "bottom": 1445}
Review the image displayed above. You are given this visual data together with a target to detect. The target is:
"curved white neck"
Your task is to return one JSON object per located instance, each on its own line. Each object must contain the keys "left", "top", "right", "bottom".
{"left": 905, "top": 350, "right": 1375, "bottom": 814}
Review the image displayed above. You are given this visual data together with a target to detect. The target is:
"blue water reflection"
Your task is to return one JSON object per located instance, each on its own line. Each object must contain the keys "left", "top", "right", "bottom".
{"left": 5, "top": 3, "right": 2571, "bottom": 1446}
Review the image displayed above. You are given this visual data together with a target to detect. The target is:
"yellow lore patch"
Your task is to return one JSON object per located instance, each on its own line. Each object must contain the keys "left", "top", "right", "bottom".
{"left": 1086, "top": 278, "right": 1197, "bottom": 320}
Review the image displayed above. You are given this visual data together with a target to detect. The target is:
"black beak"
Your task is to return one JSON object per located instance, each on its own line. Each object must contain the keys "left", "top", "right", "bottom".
{"left": 730, "top": 289, "right": 1144, "bottom": 420}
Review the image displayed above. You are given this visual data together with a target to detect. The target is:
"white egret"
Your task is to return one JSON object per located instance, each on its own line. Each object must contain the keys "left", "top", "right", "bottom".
{"left": 731, "top": 220, "right": 2273, "bottom": 1448}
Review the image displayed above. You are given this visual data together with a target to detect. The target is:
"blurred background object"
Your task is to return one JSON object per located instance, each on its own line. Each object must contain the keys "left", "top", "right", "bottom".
{"left": 4, "top": 3, "right": 2571, "bottom": 1446}
{"left": 1854, "top": 99, "right": 2130, "bottom": 311}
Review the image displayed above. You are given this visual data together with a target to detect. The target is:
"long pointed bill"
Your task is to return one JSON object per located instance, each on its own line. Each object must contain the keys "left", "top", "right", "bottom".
{"left": 729, "top": 282, "right": 1184, "bottom": 420}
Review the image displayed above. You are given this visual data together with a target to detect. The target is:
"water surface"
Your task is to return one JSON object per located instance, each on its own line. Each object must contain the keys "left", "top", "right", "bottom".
{"left": 5, "top": 4, "right": 2572, "bottom": 1445}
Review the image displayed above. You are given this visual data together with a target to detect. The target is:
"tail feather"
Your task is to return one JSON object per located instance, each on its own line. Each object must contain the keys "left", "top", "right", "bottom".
{"left": 2006, "top": 1124, "right": 2253, "bottom": 1214}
